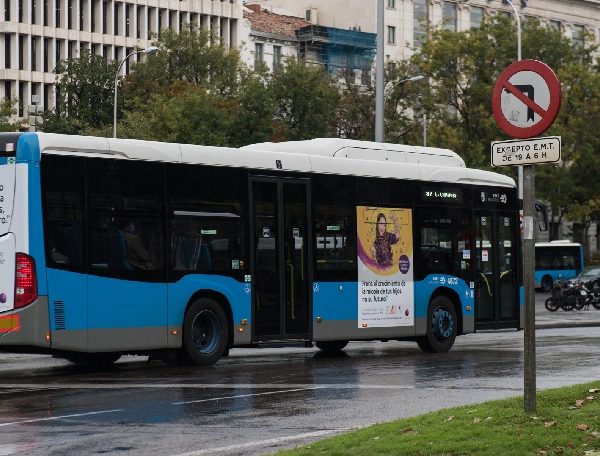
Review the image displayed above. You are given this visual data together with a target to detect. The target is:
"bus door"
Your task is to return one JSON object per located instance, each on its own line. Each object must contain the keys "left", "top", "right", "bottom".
{"left": 475, "top": 212, "right": 518, "bottom": 329}
{"left": 250, "top": 177, "right": 311, "bottom": 340}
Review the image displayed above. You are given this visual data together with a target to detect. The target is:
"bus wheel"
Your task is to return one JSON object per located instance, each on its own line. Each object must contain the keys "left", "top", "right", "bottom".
{"left": 315, "top": 340, "right": 349, "bottom": 353}
{"left": 416, "top": 296, "right": 457, "bottom": 353}
{"left": 541, "top": 276, "right": 553, "bottom": 293}
{"left": 183, "top": 298, "right": 228, "bottom": 366}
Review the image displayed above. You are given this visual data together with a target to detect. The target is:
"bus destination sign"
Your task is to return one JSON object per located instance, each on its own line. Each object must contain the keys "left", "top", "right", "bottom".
{"left": 491, "top": 136, "right": 561, "bottom": 167}
{"left": 421, "top": 187, "right": 463, "bottom": 203}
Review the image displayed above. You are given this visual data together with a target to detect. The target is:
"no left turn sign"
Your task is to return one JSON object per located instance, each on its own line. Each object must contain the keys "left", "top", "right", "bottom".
{"left": 492, "top": 59, "right": 561, "bottom": 139}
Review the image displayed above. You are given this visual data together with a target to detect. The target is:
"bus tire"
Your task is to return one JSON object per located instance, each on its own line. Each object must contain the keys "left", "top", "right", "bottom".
{"left": 183, "top": 298, "right": 229, "bottom": 366}
{"left": 541, "top": 276, "right": 553, "bottom": 293}
{"left": 416, "top": 295, "right": 457, "bottom": 353}
{"left": 315, "top": 340, "right": 349, "bottom": 353}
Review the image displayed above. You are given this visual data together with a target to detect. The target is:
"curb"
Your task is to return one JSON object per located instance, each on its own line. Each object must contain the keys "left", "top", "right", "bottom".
{"left": 536, "top": 321, "right": 600, "bottom": 330}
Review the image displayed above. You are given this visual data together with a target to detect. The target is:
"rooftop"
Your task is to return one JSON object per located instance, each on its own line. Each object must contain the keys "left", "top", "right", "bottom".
{"left": 244, "top": 4, "right": 310, "bottom": 39}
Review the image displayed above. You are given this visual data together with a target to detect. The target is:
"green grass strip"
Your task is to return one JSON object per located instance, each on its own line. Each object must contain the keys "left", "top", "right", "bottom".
{"left": 279, "top": 382, "right": 600, "bottom": 456}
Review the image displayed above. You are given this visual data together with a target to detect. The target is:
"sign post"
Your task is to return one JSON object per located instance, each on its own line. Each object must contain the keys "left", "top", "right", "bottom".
{"left": 491, "top": 59, "right": 562, "bottom": 414}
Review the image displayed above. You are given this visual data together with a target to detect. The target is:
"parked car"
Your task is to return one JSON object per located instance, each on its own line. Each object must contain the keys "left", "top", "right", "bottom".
{"left": 567, "top": 267, "right": 600, "bottom": 288}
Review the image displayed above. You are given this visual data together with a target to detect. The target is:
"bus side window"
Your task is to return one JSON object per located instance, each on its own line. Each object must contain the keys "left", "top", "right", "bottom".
{"left": 87, "top": 159, "right": 165, "bottom": 278}
{"left": 42, "top": 156, "right": 85, "bottom": 272}
{"left": 313, "top": 175, "right": 357, "bottom": 280}
{"left": 166, "top": 164, "right": 245, "bottom": 277}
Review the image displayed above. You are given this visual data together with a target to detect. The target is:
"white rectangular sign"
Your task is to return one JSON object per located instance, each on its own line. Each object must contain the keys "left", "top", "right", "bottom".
{"left": 491, "top": 136, "right": 561, "bottom": 167}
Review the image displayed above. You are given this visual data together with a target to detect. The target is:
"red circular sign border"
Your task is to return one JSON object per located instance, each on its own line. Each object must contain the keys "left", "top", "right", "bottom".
{"left": 491, "top": 59, "right": 562, "bottom": 139}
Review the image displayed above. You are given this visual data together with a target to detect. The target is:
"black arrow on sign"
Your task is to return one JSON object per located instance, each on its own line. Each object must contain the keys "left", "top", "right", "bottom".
{"left": 514, "top": 85, "right": 535, "bottom": 121}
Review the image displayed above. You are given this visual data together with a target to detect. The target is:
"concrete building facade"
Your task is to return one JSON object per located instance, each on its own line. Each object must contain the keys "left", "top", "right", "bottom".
{"left": 245, "top": 0, "right": 600, "bottom": 65}
{"left": 0, "top": 0, "right": 242, "bottom": 114}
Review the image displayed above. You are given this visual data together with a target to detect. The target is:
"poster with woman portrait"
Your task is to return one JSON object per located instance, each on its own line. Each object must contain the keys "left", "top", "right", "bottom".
{"left": 356, "top": 207, "right": 414, "bottom": 328}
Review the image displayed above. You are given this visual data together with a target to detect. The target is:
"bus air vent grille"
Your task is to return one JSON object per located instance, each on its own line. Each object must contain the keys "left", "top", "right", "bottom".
{"left": 54, "top": 301, "right": 66, "bottom": 330}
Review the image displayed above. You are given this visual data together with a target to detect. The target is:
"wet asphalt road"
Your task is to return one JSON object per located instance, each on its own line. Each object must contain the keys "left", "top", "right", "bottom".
{"left": 1, "top": 295, "right": 600, "bottom": 456}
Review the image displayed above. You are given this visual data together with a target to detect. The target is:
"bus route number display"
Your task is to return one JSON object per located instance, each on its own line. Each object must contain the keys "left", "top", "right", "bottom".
{"left": 421, "top": 187, "right": 463, "bottom": 203}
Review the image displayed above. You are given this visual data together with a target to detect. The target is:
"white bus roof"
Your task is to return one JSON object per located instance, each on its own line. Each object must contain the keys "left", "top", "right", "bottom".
{"left": 35, "top": 133, "right": 515, "bottom": 188}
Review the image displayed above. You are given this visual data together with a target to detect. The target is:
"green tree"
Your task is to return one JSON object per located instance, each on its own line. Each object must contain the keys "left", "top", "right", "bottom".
{"left": 42, "top": 49, "right": 120, "bottom": 134}
{"left": 125, "top": 26, "right": 242, "bottom": 100}
{"left": 0, "top": 99, "right": 26, "bottom": 132}
{"left": 269, "top": 59, "right": 340, "bottom": 140}
{"left": 120, "top": 82, "right": 234, "bottom": 146}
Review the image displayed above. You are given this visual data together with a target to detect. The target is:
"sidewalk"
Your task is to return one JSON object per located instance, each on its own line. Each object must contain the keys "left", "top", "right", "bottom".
{"left": 535, "top": 291, "right": 600, "bottom": 329}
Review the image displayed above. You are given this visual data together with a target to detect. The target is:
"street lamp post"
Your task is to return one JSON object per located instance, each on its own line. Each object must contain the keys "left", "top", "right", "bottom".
{"left": 375, "top": 0, "right": 385, "bottom": 142}
{"left": 382, "top": 75, "right": 426, "bottom": 143}
{"left": 113, "top": 46, "right": 159, "bottom": 138}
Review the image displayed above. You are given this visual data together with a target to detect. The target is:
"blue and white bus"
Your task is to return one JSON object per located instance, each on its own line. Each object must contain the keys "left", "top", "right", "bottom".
{"left": 535, "top": 241, "right": 584, "bottom": 292}
{"left": 0, "top": 133, "right": 520, "bottom": 365}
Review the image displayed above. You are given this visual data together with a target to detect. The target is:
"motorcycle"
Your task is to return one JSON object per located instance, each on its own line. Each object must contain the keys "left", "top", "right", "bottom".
{"left": 544, "top": 280, "right": 584, "bottom": 312}
{"left": 577, "top": 280, "right": 600, "bottom": 310}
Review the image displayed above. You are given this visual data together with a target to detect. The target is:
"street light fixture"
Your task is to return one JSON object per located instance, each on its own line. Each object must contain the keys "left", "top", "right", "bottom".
{"left": 113, "top": 46, "right": 159, "bottom": 138}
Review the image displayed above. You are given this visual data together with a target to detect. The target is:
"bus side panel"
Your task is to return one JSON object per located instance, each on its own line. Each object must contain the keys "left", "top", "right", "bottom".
{"left": 414, "top": 275, "right": 474, "bottom": 335}
{"left": 167, "top": 275, "right": 251, "bottom": 347}
{"left": 46, "top": 269, "right": 88, "bottom": 351}
{"left": 312, "top": 281, "right": 417, "bottom": 341}
{"left": 87, "top": 276, "right": 167, "bottom": 352}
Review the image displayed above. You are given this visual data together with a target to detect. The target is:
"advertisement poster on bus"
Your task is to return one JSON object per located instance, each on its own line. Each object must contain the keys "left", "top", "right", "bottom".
{"left": 356, "top": 206, "right": 414, "bottom": 328}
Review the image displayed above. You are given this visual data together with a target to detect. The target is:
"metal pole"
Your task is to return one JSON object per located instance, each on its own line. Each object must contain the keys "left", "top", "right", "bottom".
{"left": 506, "top": 0, "right": 523, "bottom": 199}
{"left": 523, "top": 165, "right": 536, "bottom": 413}
{"left": 375, "top": 0, "right": 385, "bottom": 142}
{"left": 422, "top": 113, "right": 427, "bottom": 147}
{"left": 113, "top": 51, "right": 138, "bottom": 138}
{"left": 506, "top": 0, "right": 535, "bottom": 413}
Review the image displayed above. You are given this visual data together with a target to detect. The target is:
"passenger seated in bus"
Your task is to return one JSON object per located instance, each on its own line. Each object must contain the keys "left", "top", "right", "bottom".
{"left": 122, "top": 220, "right": 153, "bottom": 270}
{"left": 171, "top": 219, "right": 211, "bottom": 271}
{"left": 371, "top": 212, "right": 400, "bottom": 267}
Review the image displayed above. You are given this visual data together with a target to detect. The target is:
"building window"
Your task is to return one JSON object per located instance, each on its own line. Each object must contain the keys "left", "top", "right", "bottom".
{"left": 4, "top": 0, "right": 10, "bottom": 21}
{"left": 413, "top": 0, "right": 428, "bottom": 48}
{"left": 273, "top": 45, "right": 281, "bottom": 71}
{"left": 32, "top": 0, "right": 37, "bottom": 24}
{"left": 4, "top": 81, "right": 11, "bottom": 100}
{"left": 361, "top": 68, "right": 371, "bottom": 85}
{"left": 43, "top": 0, "right": 49, "bottom": 25}
{"left": 68, "top": 0, "right": 73, "bottom": 29}
{"left": 4, "top": 34, "right": 10, "bottom": 68}
{"left": 18, "top": 0, "right": 22, "bottom": 22}
{"left": 442, "top": 2, "right": 457, "bottom": 32}
{"left": 18, "top": 81, "right": 24, "bottom": 117}
{"left": 305, "top": 9, "right": 311, "bottom": 21}
{"left": 387, "top": 25, "right": 396, "bottom": 44}
{"left": 18, "top": 34, "right": 24, "bottom": 70}
{"left": 31, "top": 37, "right": 37, "bottom": 71}
{"left": 43, "top": 38, "right": 50, "bottom": 72}
{"left": 56, "top": 39, "right": 62, "bottom": 64}
{"left": 572, "top": 24, "right": 585, "bottom": 47}
{"left": 254, "top": 42, "right": 264, "bottom": 69}
{"left": 386, "top": 61, "right": 396, "bottom": 75}
{"left": 55, "top": 0, "right": 61, "bottom": 27}
{"left": 470, "top": 6, "right": 483, "bottom": 29}
{"left": 548, "top": 20, "right": 561, "bottom": 33}
{"left": 103, "top": 1, "right": 108, "bottom": 33}
{"left": 387, "top": 0, "right": 395, "bottom": 8}
{"left": 79, "top": 0, "right": 84, "bottom": 30}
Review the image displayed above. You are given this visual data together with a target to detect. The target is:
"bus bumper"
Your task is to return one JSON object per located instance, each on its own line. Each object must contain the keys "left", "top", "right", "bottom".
{"left": 0, "top": 297, "right": 51, "bottom": 349}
